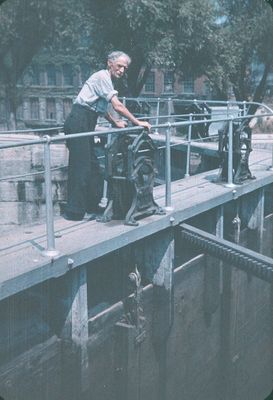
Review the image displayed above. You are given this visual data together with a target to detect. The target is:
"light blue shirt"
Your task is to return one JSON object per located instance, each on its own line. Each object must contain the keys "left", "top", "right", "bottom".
{"left": 74, "top": 69, "right": 118, "bottom": 114}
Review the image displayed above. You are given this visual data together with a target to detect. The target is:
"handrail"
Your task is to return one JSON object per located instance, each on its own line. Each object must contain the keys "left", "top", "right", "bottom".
{"left": 1, "top": 112, "right": 272, "bottom": 150}
{"left": 0, "top": 97, "right": 272, "bottom": 136}
{"left": 0, "top": 126, "right": 63, "bottom": 135}
{"left": 0, "top": 106, "right": 273, "bottom": 257}
{"left": 118, "top": 96, "right": 273, "bottom": 113}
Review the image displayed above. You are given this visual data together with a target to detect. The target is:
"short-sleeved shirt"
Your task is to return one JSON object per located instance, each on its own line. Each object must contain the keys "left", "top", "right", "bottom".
{"left": 74, "top": 69, "right": 118, "bottom": 114}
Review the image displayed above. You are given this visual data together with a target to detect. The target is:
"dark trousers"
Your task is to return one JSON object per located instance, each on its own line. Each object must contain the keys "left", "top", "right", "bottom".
{"left": 64, "top": 104, "right": 103, "bottom": 217}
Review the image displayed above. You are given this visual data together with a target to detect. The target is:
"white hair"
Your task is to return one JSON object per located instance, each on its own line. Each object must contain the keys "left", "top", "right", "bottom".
{"left": 107, "top": 51, "right": 131, "bottom": 65}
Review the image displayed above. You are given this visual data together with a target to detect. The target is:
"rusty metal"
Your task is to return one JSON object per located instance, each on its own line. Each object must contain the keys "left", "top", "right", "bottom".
{"left": 100, "top": 130, "right": 165, "bottom": 226}
{"left": 118, "top": 265, "right": 146, "bottom": 346}
{"left": 180, "top": 223, "right": 273, "bottom": 283}
{"left": 128, "top": 266, "right": 146, "bottom": 345}
{"left": 218, "top": 120, "right": 255, "bottom": 184}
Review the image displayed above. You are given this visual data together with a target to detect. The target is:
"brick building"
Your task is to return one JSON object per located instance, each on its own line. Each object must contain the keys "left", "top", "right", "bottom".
{"left": 142, "top": 69, "right": 210, "bottom": 99}
{"left": 0, "top": 62, "right": 211, "bottom": 131}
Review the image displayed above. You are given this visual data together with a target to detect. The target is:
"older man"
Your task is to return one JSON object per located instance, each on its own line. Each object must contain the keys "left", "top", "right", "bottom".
{"left": 63, "top": 51, "right": 151, "bottom": 221}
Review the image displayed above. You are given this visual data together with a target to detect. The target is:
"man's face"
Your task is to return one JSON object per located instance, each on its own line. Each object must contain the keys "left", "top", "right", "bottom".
{"left": 108, "top": 56, "right": 129, "bottom": 79}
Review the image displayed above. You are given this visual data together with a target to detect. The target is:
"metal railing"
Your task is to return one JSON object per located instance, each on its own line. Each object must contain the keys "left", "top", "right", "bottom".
{"left": 0, "top": 98, "right": 273, "bottom": 257}
{"left": 118, "top": 97, "right": 273, "bottom": 122}
{"left": 0, "top": 97, "right": 271, "bottom": 135}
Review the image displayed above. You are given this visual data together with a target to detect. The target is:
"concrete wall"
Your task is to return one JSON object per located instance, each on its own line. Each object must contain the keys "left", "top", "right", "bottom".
{"left": 0, "top": 135, "right": 68, "bottom": 227}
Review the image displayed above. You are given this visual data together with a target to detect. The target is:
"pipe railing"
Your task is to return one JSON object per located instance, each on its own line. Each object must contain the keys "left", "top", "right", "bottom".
{"left": 185, "top": 114, "right": 193, "bottom": 178}
{"left": 1, "top": 106, "right": 273, "bottom": 257}
{"left": 118, "top": 96, "right": 273, "bottom": 112}
{"left": 3, "top": 112, "right": 272, "bottom": 151}
{"left": 1, "top": 98, "right": 271, "bottom": 136}
{"left": 43, "top": 136, "right": 60, "bottom": 257}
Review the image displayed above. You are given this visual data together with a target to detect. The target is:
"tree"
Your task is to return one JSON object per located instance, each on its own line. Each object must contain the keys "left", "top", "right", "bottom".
{"left": 88, "top": 0, "right": 172, "bottom": 96}
{"left": 205, "top": 0, "right": 273, "bottom": 107}
{"left": 0, "top": 0, "right": 93, "bottom": 129}
{"left": 1, "top": 0, "right": 272, "bottom": 130}
{"left": 88, "top": 0, "right": 216, "bottom": 96}
{"left": 89, "top": 0, "right": 273, "bottom": 108}
{"left": 0, "top": 0, "right": 55, "bottom": 129}
{"left": 170, "top": 0, "right": 218, "bottom": 85}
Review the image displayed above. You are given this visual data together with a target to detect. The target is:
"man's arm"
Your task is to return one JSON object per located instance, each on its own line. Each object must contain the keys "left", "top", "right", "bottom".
{"left": 105, "top": 112, "right": 128, "bottom": 129}
{"left": 110, "top": 95, "right": 151, "bottom": 130}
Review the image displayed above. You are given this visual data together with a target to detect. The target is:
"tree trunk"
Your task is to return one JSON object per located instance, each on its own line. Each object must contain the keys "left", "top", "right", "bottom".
{"left": 252, "top": 60, "right": 272, "bottom": 103}
{"left": 135, "top": 65, "right": 152, "bottom": 96}
{"left": 231, "top": 56, "right": 272, "bottom": 116}
{"left": 127, "top": 55, "right": 147, "bottom": 97}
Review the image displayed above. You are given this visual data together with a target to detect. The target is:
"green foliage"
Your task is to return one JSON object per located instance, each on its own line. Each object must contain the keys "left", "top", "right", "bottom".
{"left": 88, "top": 0, "right": 216, "bottom": 95}
{"left": 207, "top": 0, "right": 273, "bottom": 101}
{"left": 88, "top": 0, "right": 173, "bottom": 94}
{"left": 266, "top": 0, "right": 273, "bottom": 8}
{"left": 88, "top": 0, "right": 273, "bottom": 101}
{"left": 0, "top": 0, "right": 95, "bottom": 82}
{"left": 0, "top": 0, "right": 95, "bottom": 127}
{"left": 172, "top": 0, "right": 217, "bottom": 76}
{"left": 0, "top": 0, "right": 54, "bottom": 84}
{"left": 0, "top": 0, "right": 272, "bottom": 122}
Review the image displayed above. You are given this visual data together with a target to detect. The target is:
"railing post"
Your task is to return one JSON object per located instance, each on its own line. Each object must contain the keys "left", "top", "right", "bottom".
{"left": 154, "top": 97, "right": 160, "bottom": 135}
{"left": 243, "top": 100, "right": 247, "bottom": 117}
{"left": 185, "top": 113, "right": 192, "bottom": 178}
{"left": 42, "top": 135, "right": 60, "bottom": 257}
{"left": 225, "top": 118, "right": 236, "bottom": 188}
{"left": 167, "top": 97, "right": 172, "bottom": 122}
{"left": 216, "top": 205, "right": 224, "bottom": 294}
{"left": 165, "top": 122, "right": 173, "bottom": 210}
{"left": 99, "top": 132, "right": 111, "bottom": 208}
{"left": 269, "top": 145, "right": 273, "bottom": 171}
{"left": 227, "top": 100, "right": 230, "bottom": 119}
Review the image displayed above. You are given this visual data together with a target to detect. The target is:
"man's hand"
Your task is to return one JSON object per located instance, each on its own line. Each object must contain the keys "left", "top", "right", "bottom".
{"left": 115, "top": 120, "right": 128, "bottom": 128}
{"left": 111, "top": 96, "right": 152, "bottom": 132}
{"left": 138, "top": 120, "right": 151, "bottom": 132}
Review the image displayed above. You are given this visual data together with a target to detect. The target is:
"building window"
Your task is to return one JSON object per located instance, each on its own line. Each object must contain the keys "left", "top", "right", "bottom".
{"left": 31, "top": 64, "right": 40, "bottom": 85}
{"left": 63, "top": 98, "right": 72, "bottom": 119}
{"left": 63, "top": 64, "right": 73, "bottom": 86}
{"left": 144, "top": 71, "right": 155, "bottom": 93}
{"left": 46, "top": 98, "right": 56, "bottom": 120}
{"left": 183, "top": 75, "right": 194, "bottom": 93}
{"left": 16, "top": 103, "right": 24, "bottom": 119}
{"left": 0, "top": 99, "right": 6, "bottom": 120}
{"left": 164, "top": 71, "right": 174, "bottom": 93}
{"left": 47, "top": 64, "right": 56, "bottom": 86}
{"left": 30, "top": 98, "right": 39, "bottom": 120}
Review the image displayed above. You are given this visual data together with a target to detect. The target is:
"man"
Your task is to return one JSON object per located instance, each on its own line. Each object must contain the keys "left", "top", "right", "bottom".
{"left": 63, "top": 51, "right": 151, "bottom": 221}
